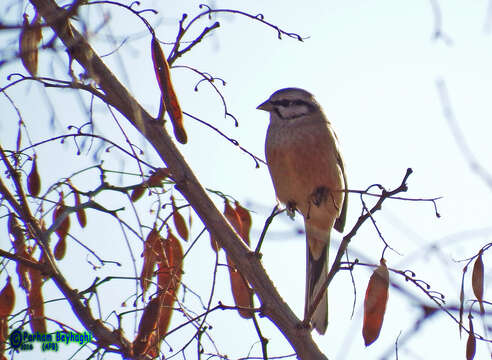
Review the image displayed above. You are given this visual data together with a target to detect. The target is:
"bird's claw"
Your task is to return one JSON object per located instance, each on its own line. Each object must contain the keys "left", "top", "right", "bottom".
{"left": 286, "top": 201, "right": 296, "bottom": 219}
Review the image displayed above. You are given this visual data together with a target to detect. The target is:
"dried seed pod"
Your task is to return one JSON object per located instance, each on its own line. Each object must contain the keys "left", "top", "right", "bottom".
{"left": 19, "top": 13, "right": 42, "bottom": 76}
{"left": 227, "top": 255, "right": 254, "bottom": 319}
{"left": 53, "top": 192, "right": 70, "bottom": 242}
{"left": 27, "top": 267, "right": 45, "bottom": 333}
{"left": 0, "top": 318, "right": 7, "bottom": 342}
{"left": 471, "top": 251, "right": 485, "bottom": 314}
{"left": 224, "top": 200, "right": 242, "bottom": 235}
{"left": 133, "top": 296, "right": 161, "bottom": 356}
{"left": 171, "top": 196, "right": 188, "bottom": 241}
{"left": 73, "top": 190, "right": 87, "bottom": 228}
{"left": 207, "top": 200, "right": 240, "bottom": 253}
{"left": 130, "top": 184, "right": 145, "bottom": 202}
{"left": 54, "top": 236, "right": 66, "bottom": 260}
{"left": 140, "top": 228, "right": 163, "bottom": 295}
{"left": 53, "top": 192, "right": 70, "bottom": 259}
{"left": 147, "top": 168, "right": 170, "bottom": 187}
{"left": 362, "top": 259, "right": 389, "bottom": 346}
{"left": 8, "top": 213, "right": 25, "bottom": 247}
{"left": 151, "top": 36, "right": 187, "bottom": 144}
{"left": 156, "top": 231, "right": 183, "bottom": 336}
{"left": 0, "top": 277, "right": 15, "bottom": 317}
{"left": 27, "top": 155, "right": 41, "bottom": 197}
{"left": 459, "top": 267, "right": 466, "bottom": 337}
{"left": 143, "top": 231, "right": 183, "bottom": 358}
{"left": 8, "top": 214, "right": 30, "bottom": 290}
{"left": 223, "top": 200, "right": 254, "bottom": 318}
{"left": 0, "top": 317, "right": 8, "bottom": 359}
{"left": 234, "top": 201, "right": 251, "bottom": 245}
{"left": 466, "top": 315, "right": 476, "bottom": 360}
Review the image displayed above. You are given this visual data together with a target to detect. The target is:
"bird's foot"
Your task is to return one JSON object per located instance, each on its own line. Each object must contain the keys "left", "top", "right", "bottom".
{"left": 286, "top": 200, "right": 296, "bottom": 220}
{"left": 311, "top": 186, "right": 329, "bottom": 207}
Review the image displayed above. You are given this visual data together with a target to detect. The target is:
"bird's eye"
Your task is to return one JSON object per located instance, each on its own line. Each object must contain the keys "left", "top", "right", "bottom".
{"left": 293, "top": 100, "right": 306, "bottom": 106}
{"left": 272, "top": 100, "right": 291, "bottom": 107}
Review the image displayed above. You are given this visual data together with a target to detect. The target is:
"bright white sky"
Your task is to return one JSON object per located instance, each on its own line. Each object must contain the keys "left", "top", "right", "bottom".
{"left": 2, "top": 0, "right": 492, "bottom": 359}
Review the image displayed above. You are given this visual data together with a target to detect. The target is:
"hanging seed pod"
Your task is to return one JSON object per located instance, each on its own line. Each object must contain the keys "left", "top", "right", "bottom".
{"left": 471, "top": 251, "right": 485, "bottom": 314}
{"left": 27, "top": 267, "right": 45, "bottom": 333}
{"left": 224, "top": 200, "right": 242, "bottom": 234}
{"left": 0, "top": 317, "right": 8, "bottom": 359}
{"left": 171, "top": 196, "right": 188, "bottom": 241}
{"left": 19, "top": 13, "right": 42, "bottom": 76}
{"left": 8, "top": 213, "right": 25, "bottom": 247}
{"left": 362, "top": 259, "right": 389, "bottom": 346}
{"left": 27, "top": 155, "right": 41, "bottom": 197}
{"left": 224, "top": 200, "right": 254, "bottom": 318}
{"left": 466, "top": 315, "right": 476, "bottom": 360}
{"left": 73, "top": 190, "right": 87, "bottom": 228}
{"left": 0, "top": 277, "right": 15, "bottom": 317}
{"left": 147, "top": 168, "right": 170, "bottom": 187}
{"left": 234, "top": 201, "right": 251, "bottom": 245}
{"left": 54, "top": 237, "right": 66, "bottom": 260}
{"left": 133, "top": 296, "right": 161, "bottom": 356}
{"left": 226, "top": 255, "right": 254, "bottom": 319}
{"left": 143, "top": 230, "right": 183, "bottom": 358}
{"left": 151, "top": 36, "right": 187, "bottom": 144}
{"left": 140, "top": 228, "right": 163, "bottom": 295}
{"left": 459, "top": 267, "right": 466, "bottom": 337}
{"left": 156, "top": 231, "right": 183, "bottom": 337}
{"left": 130, "top": 185, "right": 146, "bottom": 202}
{"left": 8, "top": 214, "right": 30, "bottom": 290}
{"left": 52, "top": 193, "right": 70, "bottom": 260}
{"left": 53, "top": 192, "right": 70, "bottom": 242}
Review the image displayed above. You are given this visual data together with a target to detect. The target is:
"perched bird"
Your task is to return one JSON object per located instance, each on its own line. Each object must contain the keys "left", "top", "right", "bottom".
{"left": 257, "top": 88, "right": 348, "bottom": 334}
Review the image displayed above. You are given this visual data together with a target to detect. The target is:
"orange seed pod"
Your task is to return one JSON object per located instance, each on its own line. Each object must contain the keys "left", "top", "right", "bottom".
{"left": 151, "top": 36, "right": 187, "bottom": 144}
{"left": 362, "top": 259, "right": 389, "bottom": 346}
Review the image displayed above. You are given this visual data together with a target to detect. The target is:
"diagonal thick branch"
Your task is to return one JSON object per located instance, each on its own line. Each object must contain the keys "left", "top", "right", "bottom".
{"left": 28, "top": 1, "right": 326, "bottom": 359}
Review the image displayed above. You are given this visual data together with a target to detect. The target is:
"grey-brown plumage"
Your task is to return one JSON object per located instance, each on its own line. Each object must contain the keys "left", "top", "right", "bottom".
{"left": 258, "top": 88, "right": 347, "bottom": 334}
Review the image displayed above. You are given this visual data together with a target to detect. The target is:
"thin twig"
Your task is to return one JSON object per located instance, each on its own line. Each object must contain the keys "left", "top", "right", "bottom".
{"left": 252, "top": 314, "right": 268, "bottom": 360}
{"left": 255, "top": 205, "right": 282, "bottom": 255}
{"left": 305, "top": 168, "right": 414, "bottom": 324}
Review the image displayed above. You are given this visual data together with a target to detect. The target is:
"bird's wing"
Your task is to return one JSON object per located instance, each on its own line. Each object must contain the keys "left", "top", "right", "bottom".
{"left": 334, "top": 146, "right": 348, "bottom": 233}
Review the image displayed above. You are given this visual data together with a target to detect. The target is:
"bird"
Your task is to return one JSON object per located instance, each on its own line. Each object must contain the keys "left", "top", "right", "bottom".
{"left": 257, "top": 87, "right": 348, "bottom": 334}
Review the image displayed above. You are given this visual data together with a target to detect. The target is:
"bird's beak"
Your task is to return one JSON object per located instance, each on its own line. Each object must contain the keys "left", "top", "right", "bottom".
{"left": 256, "top": 99, "right": 273, "bottom": 112}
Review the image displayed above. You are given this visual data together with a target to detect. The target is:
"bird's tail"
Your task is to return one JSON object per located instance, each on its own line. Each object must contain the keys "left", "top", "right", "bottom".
{"left": 304, "top": 223, "right": 329, "bottom": 335}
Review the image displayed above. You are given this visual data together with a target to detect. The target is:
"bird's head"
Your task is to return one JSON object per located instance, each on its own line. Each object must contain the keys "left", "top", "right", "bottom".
{"left": 257, "top": 88, "right": 321, "bottom": 120}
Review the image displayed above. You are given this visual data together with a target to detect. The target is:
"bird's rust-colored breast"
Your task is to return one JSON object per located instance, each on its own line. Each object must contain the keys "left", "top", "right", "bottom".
{"left": 266, "top": 120, "right": 344, "bottom": 230}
